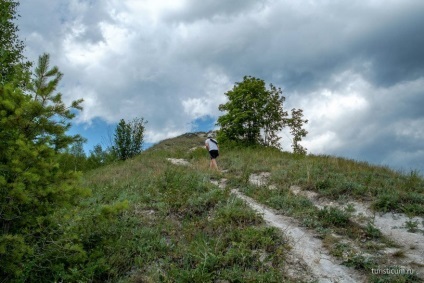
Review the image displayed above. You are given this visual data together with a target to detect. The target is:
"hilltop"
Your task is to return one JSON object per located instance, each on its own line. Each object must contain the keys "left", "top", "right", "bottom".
{"left": 65, "top": 132, "right": 424, "bottom": 282}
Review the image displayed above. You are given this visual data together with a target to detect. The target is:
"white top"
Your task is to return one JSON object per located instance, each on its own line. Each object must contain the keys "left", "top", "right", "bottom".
{"left": 205, "top": 138, "right": 218, "bottom": 151}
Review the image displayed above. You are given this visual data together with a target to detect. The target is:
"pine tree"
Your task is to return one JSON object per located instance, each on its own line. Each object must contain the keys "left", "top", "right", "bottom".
{"left": 0, "top": 0, "right": 31, "bottom": 84}
{"left": 28, "top": 53, "right": 84, "bottom": 151}
{"left": 1, "top": 3, "right": 89, "bottom": 280}
{"left": 0, "top": 55, "right": 87, "bottom": 279}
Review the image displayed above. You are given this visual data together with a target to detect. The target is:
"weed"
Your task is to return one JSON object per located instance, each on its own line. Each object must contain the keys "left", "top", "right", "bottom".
{"left": 372, "top": 192, "right": 400, "bottom": 213}
{"left": 365, "top": 222, "right": 382, "bottom": 239}
{"left": 331, "top": 243, "right": 352, "bottom": 259}
{"left": 392, "top": 249, "right": 406, "bottom": 258}
{"left": 404, "top": 220, "right": 419, "bottom": 233}
{"left": 315, "top": 178, "right": 332, "bottom": 192}
{"left": 317, "top": 206, "right": 351, "bottom": 228}
{"left": 343, "top": 252, "right": 377, "bottom": 270}
{"left": 212, "top": 197, "right": 263, "bottom": 227}
{"left": 344, "top": 203, "right": 356, "bottom": 213}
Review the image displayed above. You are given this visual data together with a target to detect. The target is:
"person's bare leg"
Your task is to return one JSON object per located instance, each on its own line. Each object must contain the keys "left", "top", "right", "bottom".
{"left": 211, "top": 159, "right": 218, "bottom": 170}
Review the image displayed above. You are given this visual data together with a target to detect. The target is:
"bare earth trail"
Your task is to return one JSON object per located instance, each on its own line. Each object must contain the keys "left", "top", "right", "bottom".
{"left": 209, "top": 176, "right": 366, "bottom": 282}
{"left": 232, "top": 189, "right": 365, "bottom": 283}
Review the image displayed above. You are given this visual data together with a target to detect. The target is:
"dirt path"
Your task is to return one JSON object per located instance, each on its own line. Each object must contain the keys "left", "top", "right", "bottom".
{"left": 232, "top": 189, "right": 365, "bottom": 283}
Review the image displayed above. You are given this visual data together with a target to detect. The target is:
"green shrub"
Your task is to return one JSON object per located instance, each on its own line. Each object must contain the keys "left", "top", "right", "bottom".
{"left": 373, "top": 192, "right": 400, "bottom": 213}
{"left": 317, "top": 207, "right": 351, "bottom": 228}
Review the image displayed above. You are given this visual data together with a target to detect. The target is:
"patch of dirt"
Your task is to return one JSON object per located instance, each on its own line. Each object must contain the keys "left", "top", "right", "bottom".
{"left": 210, "top": 178, "right": 227, "bottom": 189}
{"left": 248, "top": 172, "right": 271, "bottom": 186}
{"left": 166, "top": 158, "right": 191, "bottom": 166}
{"left": 290, "top": 185, "right": 424, "bottom": 278}
{"left": 189, "top": 146, "right": 205, "bottom": 152}
{"left": 248, "top": 172, "right": 277, "bottom": 190}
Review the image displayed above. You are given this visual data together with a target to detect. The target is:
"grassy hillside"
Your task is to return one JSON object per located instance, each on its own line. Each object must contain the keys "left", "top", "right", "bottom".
{"left": 73, "top": 132, "right": 423, "bottom": 282}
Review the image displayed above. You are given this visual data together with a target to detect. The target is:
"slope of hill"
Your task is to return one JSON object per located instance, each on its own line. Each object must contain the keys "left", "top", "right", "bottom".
{"left": 78, "top": 132, "right": 423, "bottom": 282}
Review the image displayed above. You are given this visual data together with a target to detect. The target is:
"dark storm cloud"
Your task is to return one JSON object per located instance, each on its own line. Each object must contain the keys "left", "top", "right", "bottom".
{"left": 173, "top": 0, "right": 424, "bottom": 93}
{"left": 350, "top": 1, "right": 424, "bottom": 87}
{"left": 166, "top": 0, "right": 268, "bottom": 23}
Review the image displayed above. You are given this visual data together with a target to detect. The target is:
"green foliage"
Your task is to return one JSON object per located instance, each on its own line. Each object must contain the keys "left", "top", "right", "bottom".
{"left": 58, "top": 139, "right": 87, "bottom": 172}
{"left": 0, "top": 0, "right": 31, "bottom": 84}
{"left": 0, "top": 53, "right": 87, "bottom": 281}
{"left": 404, "top": 219, "right": 419, "bottom": 233}
{"left": 365, "top": 222, "right": 382, "bottom": 239}
{"left": 217, "top": 76, "right": 288, "bottom": 148}
{"left": 73, "top": 150, "right": 291, "bottom": 282}
{"left": 342, "top": 253, "right": 377, "bottom": 270}
{"left": 86, "top": 144, "right": 116, "bottom": 169}
{"left": 27, "top": 53, "right": 84, "bottom": 150}
{"left": 317, "top": 206, "right": 351, "bottom": 228}
{"left": 58, "top": 143, "right": 119, "bottom": 173}
{"left": 0, "top": 234, "right": 32, "bottom": 279}
{"left": 286, "top": 108, "right": 308, "bottom": 154}
{"left": 113, "top": 117, "right": 147, "bottom": 160}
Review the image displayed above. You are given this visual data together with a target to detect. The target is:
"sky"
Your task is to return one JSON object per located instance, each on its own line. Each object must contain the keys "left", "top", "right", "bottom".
{"left": 16, "top": 0, "right": 424, "bottom": 174}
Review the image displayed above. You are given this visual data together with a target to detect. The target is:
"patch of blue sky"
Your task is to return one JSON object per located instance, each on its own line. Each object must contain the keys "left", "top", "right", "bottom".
{"left": 190, "top": 115, "right": 217, "bottom": 132}
{"left": 68, "top": 117, "right": 116, "bottom": 154}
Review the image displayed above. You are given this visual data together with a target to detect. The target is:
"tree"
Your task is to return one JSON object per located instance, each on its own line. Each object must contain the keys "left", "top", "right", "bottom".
{"left": 287, "top": 108, "right": 308, "bottom": 155}
{"left": 87, "top": 144, "right": 109, "bottom": 169}
{"left": 0, "top": 0, "right": 31, "bottom": 84}
{"left": 27, "top": 53, "right": 84, "bottom": 150}
{"left": 217, "top": 76, "right": 288, "bottom": 148}
{"left": 113, "top": 117, "right": 147, "bottom": 160}
{"left": 0, "top": 54, "right": 87, "bottom": 280}
{"left": 58, "top": 139, "right": 88, "bottom": 172}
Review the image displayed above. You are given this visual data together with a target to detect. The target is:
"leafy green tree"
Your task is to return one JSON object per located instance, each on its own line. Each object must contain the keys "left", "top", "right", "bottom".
{"left": 0, "top": 0, "right": 31, "bottom": 84}
{"left": 59, "top": 139, "right": 88, "bottom": 172}
{"left": 0, "top": 54, "right": 87, "bottom": 280}
{"left": 113, "top": 117, "right": 147, "bottom": 160}
{"left": 217, "top": 76, "right": 288, "bottom": 147}
{"left": 87, "top": 144, "right": 104, "bottom": 168}
{"left": 287, "top": 108, "right": 308, "bottom": 154}
{"left": 69, "top": 140, "right": 87, "bottom": 170}
{"left": 86, "top": 144, "right": 116, "bottom": 169}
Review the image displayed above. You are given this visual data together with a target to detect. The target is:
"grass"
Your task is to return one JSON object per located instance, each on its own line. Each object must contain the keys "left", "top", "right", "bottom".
{"left": 60, "top": 132, "right": 423, "bottom": 282}
{"left": 64, "top": 133, "right": 296, "bottom": 282}
{"left": 211, "top": 146, "right": 424, "bottom": 217}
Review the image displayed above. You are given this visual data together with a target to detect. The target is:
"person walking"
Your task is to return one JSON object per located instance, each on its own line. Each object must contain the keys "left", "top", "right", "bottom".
{"left": 205, "top": 134, "right": 219, "bottom": 170}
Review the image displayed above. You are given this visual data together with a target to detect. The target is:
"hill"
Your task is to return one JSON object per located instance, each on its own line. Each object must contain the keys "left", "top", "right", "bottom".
{"left": 66, "top": 132, "right": 424, "bottom": 282}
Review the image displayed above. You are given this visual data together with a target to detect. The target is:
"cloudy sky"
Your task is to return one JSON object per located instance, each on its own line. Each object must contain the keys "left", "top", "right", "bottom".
{"left": 16, "top": 0, "right": 424, "bottom": 173}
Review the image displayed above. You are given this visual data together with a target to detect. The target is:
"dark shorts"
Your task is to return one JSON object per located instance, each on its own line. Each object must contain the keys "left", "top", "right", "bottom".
{"left": 209, "top": 150, "right": 219, "bottom": 159}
